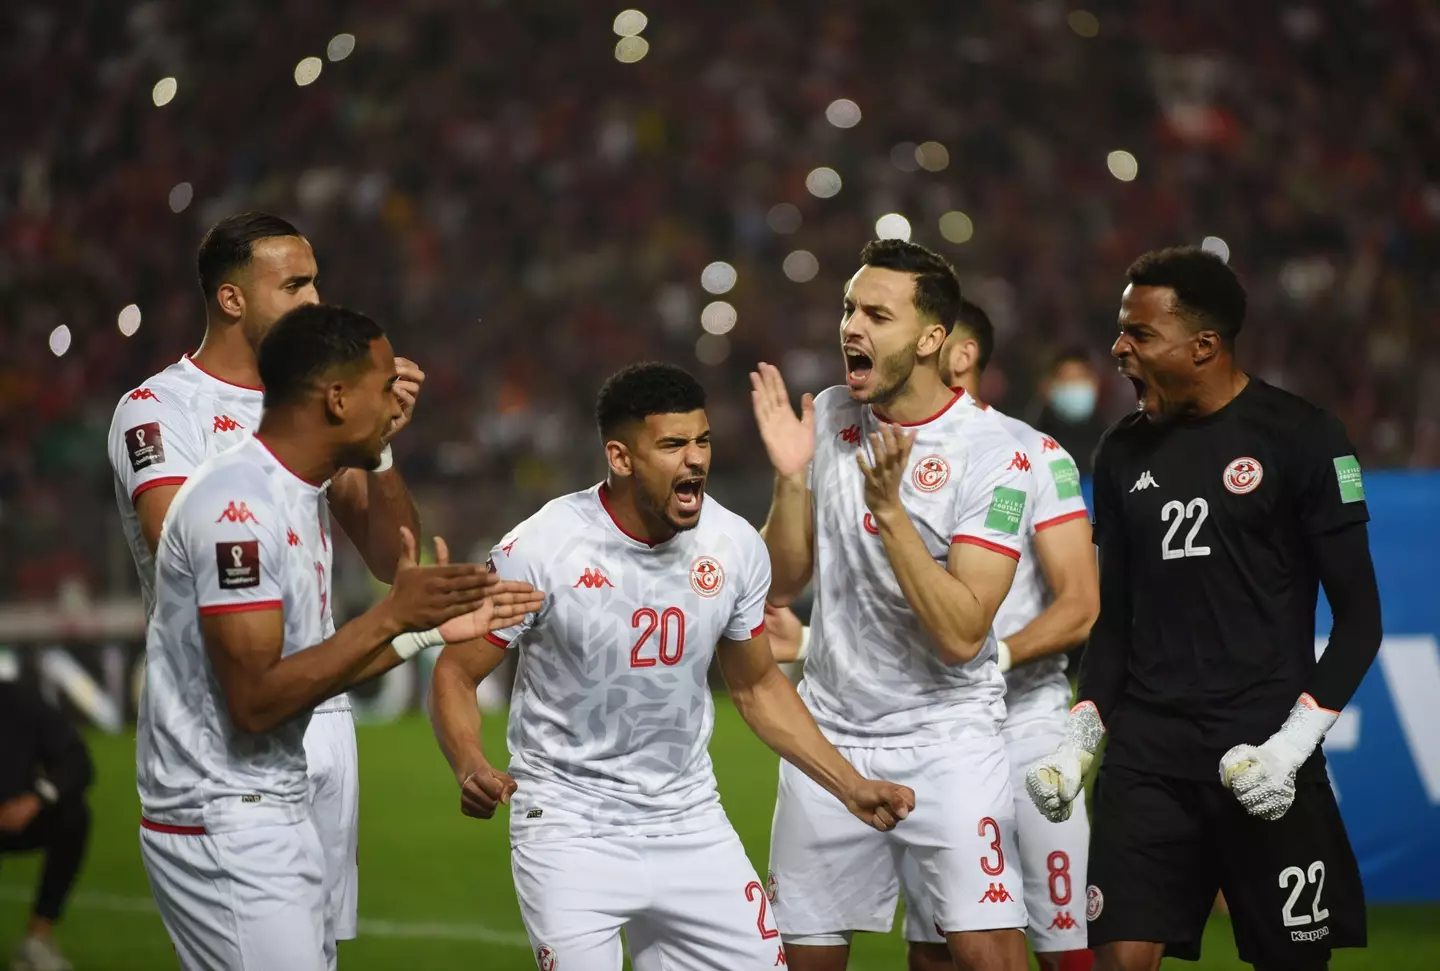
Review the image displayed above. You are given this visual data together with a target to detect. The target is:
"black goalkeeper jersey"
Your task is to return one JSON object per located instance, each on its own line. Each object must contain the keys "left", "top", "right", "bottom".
{"left": 1091, "top": 378, "right": 1370, "bottom": 779}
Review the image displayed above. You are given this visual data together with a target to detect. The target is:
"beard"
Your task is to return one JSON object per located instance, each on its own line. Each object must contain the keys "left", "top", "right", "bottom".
{"left": 866, "top": 344, "right": 919, "bottom": 404}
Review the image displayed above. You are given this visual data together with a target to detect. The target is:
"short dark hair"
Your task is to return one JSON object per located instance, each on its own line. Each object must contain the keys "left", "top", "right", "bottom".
{"left": 1126, "top": 246, "right": 1247, "bottom": 342}
{"left": 1052, "top": 346, "right": 1094, "bottom": 371}
{"left": 859, "top": 239, "right": 962, "bottom": 333}
{"left": 258, "top": 304, "right": 385, "bottom": 408}
{"left": 197, "top": 211, "right": 303, "bottom": 306}
{"left": 595, "top": 362, "right": 707, "bottom": 438}
{"left": 952, "top": 298, "right": 995, "bottom": 373}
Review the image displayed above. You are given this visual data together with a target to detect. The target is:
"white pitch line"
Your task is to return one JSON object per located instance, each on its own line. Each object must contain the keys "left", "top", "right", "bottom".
{"left": 0, "top": 885, "right": 530, "bottom": 948}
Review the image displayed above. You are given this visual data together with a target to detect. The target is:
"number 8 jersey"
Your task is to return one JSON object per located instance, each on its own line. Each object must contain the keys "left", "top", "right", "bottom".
{"left": 484, "top": 484, "right": 770, "bottom": 844}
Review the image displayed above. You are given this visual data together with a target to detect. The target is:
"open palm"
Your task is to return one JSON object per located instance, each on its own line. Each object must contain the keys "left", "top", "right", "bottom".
{"left": 424, "top": 536, "right": 546, "bottom": 643}
{"left": 750, "top": 362, "right": 816, "bottom": 479}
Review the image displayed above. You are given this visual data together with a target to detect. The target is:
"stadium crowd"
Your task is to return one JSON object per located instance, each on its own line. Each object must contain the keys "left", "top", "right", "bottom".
{"left": 3, "top": 0, "right": 1438, "bottom": 605}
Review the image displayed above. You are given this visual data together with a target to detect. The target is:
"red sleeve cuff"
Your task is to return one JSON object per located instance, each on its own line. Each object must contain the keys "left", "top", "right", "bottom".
{"left": 1034, "top": 509, "right": 1090, "bottom": 532}
{"left": 951, "top": 535, "right": 1022, "bottom": 561}
{"left": 198, "top": 600, "right": 282, "bottom": 616}
{"left": 750, "top": 621, "right": 766, "bottom": 638}
{"left": 132, "top": 476, "right": 188, "bottom": 505}
{"left": 484, "top": 633, "right": 511, "bottom": 647}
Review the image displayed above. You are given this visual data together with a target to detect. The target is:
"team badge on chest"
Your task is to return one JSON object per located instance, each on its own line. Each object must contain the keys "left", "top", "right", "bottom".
{"left": 690, "top": 556, "right": 724, "bottom": 597}
{"left": 1223, "top": 456, "right": 1263, "bottom": 495}
{"left": 912, "top": 455, "right": 950, "bottom": 492}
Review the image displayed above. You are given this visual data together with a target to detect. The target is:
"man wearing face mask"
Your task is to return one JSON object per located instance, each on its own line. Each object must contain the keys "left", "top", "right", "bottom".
{"left": 1033, "top": 352, "right": 1109, "bottom": 475}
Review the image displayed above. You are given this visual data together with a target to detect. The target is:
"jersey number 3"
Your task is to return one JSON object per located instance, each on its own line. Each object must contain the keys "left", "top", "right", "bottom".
{"left": 1160, "top": 498, "right": 1211, "bottom": 560}
{"left": 630, "top": 607, "right": 686, "bottom": 668}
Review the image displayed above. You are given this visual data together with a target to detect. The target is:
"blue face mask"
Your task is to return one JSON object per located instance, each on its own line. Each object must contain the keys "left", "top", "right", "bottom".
{"left": 1050, "top": 380, "right": 1097, "bottom": 422}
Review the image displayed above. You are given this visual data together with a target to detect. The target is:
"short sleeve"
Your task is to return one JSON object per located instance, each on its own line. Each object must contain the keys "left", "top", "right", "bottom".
{"left": 482, "top": 528, "right": 543, "bottom": 648}
{"left": 108, "top": 387, "right": 206, "bottom": 504}
{"left": 1089, "top": 429, "right": 1123, "bottom": 547}
{"left": 723, "top": 530, "right": 771, "bottom": 642}
{"left": 1290, "top": 412, "right": 1370, "bottom": 535}
{"left": 1031, "top": 438, "right": 1090, "bottom": 533}
{"left": 950, "top": 439, "right": 1031, "bottom": 561}
{"left": 179, "top": 483, "right": 285, "bottom": 616}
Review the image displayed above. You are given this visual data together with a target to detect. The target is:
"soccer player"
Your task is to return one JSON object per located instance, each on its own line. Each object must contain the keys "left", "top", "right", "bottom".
{"left": 137, "top": 304, "right": 543, "bottom": 971}
{"left": 105, "top": 212, "right": 424, "bottom": 966}
{"left": 755, "top": 240, "right": 1034, "bottom": 971}
{"left": 1027, "top": 247, "right": 1382, "bottom": 971}
{"left": 429, "top": 362, "right": 915, "bottom": 971}
{"left": 769, "top": 297, "right": 1100, "bottom": 971}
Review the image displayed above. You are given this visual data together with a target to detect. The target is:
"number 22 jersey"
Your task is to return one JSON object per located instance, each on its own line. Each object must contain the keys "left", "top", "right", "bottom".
{"left": 484, "top": 485, "right": 770, "bottom": 843}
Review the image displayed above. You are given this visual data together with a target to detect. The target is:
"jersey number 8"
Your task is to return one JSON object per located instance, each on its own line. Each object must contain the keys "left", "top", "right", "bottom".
{"left": 1160, "top": 498, "right": 1211, "bottom": 560}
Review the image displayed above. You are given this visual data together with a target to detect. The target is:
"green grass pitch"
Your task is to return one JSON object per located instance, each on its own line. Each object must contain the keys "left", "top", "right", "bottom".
{"left": 2, "top": 702, "right": 1437, "bottom": 969}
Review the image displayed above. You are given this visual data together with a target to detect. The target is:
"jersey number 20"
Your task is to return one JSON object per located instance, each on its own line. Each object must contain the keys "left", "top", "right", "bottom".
{"left": 1160, "top": 498, "right": 1211, "bottom": 560}
{"left": 630, "top": 607, "right": 686, "bottom": 667}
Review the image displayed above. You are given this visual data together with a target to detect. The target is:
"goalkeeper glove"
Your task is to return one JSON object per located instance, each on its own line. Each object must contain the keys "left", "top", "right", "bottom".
{"left": 1220, "top": 693, "right": 1337, "bottom": 821}
{"left": 1026, "top": 700, "right": 1104, "bottom": 822}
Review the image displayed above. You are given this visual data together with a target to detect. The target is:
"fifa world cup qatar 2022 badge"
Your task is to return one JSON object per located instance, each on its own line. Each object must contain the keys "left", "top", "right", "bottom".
{"left": 216, "top": 541, "right": 260, "bottom": 589}
{"left": 125, "top": 422, "right": 166, "bottom": 471}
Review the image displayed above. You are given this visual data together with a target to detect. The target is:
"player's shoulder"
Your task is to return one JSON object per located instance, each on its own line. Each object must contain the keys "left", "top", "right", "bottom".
{"left": 987, "top": 408, "right": 1061, "bottom": 455}
{"left": 110, "top": 359, "right": 198, "bottom": 416}
{"left": 1238, "top": 379, "right": 1340, "bottom": 437}
{"left": 697, "top": 493, "right": 763, "bottom": 546}
{"left": 813, "top": 385, "right": 861, "bottom": 430}
{"left": 1095, "top": 410, "right": 1147, "bottom": 457}
{"left": 958, "top": 402, "right": 1030, "bottom": 462}
{"left": 496, "top": 488, "right": 598, "bottom": 552}
{"left": 167, "top": 443, "right": 276, "bottom": 529}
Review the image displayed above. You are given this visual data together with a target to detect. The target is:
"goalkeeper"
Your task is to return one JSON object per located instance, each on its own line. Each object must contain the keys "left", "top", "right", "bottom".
{"left": 1025, "top": 247, "right": 1382, "bottom": 971}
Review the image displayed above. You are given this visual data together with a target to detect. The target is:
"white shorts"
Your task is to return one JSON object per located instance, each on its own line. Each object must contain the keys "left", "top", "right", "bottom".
{"left": 769, "top": 735, "right": 1027, "bottom": 938}
{"left": 305, "top": 707, "right": 359, "bottom": 953}
{"left": 140, "top": 818, "right": 326, "bottom": 971}
{"left": 902, "top": 731, "right": 1089, "bottom": 952}
{"left": 511, "top": 826, "right": 785, "bottom": 971}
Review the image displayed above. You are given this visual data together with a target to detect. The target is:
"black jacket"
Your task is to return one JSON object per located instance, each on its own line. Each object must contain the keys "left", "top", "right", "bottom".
{"left": 0, "top": 681, "right": 93, "bottom": 804}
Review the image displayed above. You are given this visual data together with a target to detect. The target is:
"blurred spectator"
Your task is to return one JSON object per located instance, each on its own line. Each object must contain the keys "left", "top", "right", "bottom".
{"left": 0, "top": 680, "right": 93, "bottom": 971}
{"left": 1030, "top": 350, "right": 1111, "bottom": 474}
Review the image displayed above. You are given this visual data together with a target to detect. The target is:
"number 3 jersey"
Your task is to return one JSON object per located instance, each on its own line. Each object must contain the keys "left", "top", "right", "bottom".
{"left": 1092, "top": 378, "right": 1370, "bottom": 779}
{"left": 137, "top": 435, "right": 334, "bottom": 831}
{"left": 802, "top": 386, "right": 1034, "bottom": 748}
{"left": 484, "top": 484, "right": 770, "bottom": 844}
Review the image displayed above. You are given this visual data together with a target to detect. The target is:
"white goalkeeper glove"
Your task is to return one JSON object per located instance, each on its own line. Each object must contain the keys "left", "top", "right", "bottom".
{"left": 1026, "top": 700, "right": 1104, "bottom": 822}
{"left": 1220, "top": 693, "right": 1337, "bottom": 821}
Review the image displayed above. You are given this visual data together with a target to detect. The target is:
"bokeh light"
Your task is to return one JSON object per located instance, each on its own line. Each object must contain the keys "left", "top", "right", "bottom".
{"left": 890, "top": 142, "right": 920, "bottom": 173}
{"left": 701, "top": 301, "right": 737, "bottom": 335}
{"left": 1068, "top": 11, "right": 1100, "bottom": 38}
{"left": 613, "top": 10, "right": 648, "bottom": 37}
{"left": 806, "top": 167, "right": 842, "bottom": 198}
{"left": 916, "top": 141, "right": 950, "bottom": 172}
{"left": 825, "top": 99, "right": 862, "bottom": 128}
{"left": 615, "top": 35, "right": 649, "bottom": 63}
{"left": 767, "top": 203, "right": 802, "bottom": 234}
{"left": 168, "top": 182, "right": 193, "bottom": 213}
{"left": 782, "top": 250, "right": 819, "bottom": 283}
{"left": 49, "top": 325, "right": 71, "bottom": 357}
{"left": 327, "top": 33, "right": 356, "bottom": 62}
{"left": 701, "top": 262, "right": 737, "bottom": 295}
{"left": 695, "top": 333, "right": 730, "bottom": 365}
{"left": 1202, "top": 236, "right": 1232, "bottom": 263}
{"left": 117, "top": 304, "right": 142, "bottom": 337}
{"left": 939, "top": 211, "right": 974, "bottom": 244}
{"left": 875, "top": 213, "right": 912, "bottom": 241}
{"left": 294, "top": 57, "right": 323, "bottom": 86}
{"left": 152, "top": 77, "right": 177, "bottom": 107}
{"left": 1107, "top": 150, "right": 1139, "bottom": 181}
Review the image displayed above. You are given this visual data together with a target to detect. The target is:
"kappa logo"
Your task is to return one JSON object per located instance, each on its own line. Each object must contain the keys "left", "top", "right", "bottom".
{"left": 1007, "top": 451, "right": 1032, "bottom": 472}
{"left": 128, "top": 388, "right": 159, "bottom": 401}
{"left": 978, "top": 882, "right": 1014, "bottom": 904}
{"left": 862, "top": 512, "right": 879, "bottom": 535}
{"left": 213, "top": 415, "right": 244, "bottom": 433}
{"left": 1224, "top": 456, "right": 1264, "bottom": 495}
{"left": 1086, "top": 885, "right": 1104, "bottom": 921}
{"left": 287, "top": 528, "right": 301, "bottom": 547}
{"left": 913, "top": 455, "right": 950, "bottom": 492}
{"left": 536, "top": 945, "right": 557, "bottom": 971}
{"left": 691, "top": 555, "right": 724, "bottom": 597}
{"left": 1129, "top": 470, "right": 1159, "bottom": 492}
{"left": 838, "top": 424, "right": 862, "bottom": 445}
{"left": 502, "top": 538, "right": 517, "bottom": 556}
{"left": 1048, "top": 911, "right": 1079, "bottom": 931}
{"left": 573, "top": 568, "right": 613, "bottom": 589}
{"left": 216, "top": 501, "right": 258, "bottom": 524}
{"left": 774, "top": 945, "right": 787, "bottom": 966}
{"left": 1041, "top": 436, "right": 1060, "bottom": 452}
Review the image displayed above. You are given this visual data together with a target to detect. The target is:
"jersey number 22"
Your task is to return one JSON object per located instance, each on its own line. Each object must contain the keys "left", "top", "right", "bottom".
{"left": 1160, "top": 498, "right": 1211, "bottom": 560}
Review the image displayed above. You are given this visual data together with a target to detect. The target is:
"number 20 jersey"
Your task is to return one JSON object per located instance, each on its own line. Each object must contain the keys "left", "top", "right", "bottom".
{"left": 484, "top": 484, "right": 770, "bottom": 844}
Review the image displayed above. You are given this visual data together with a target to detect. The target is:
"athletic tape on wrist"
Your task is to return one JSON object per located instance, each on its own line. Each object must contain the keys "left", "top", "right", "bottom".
{"left": 996, "top": 639, "right": 1012, "bottom": 674}
{"left": 796, "top": 625, "right": 811, "bottom": 662}
{"left": 392, "top": 627, "right": 444, "bottom": 660}
{"left": 374, "top": 444, "right": 394, "bottom": 473}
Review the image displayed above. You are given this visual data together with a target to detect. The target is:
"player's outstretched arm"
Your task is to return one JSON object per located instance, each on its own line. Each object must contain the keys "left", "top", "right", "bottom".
{"left": 750, "top": 363, "right": 816, "bottom": 604}
{"left": 430, "top": 638, "right": 517, "bottom": 820}
{"left": 997, "top": 516, "right": 1099, "bottom": 672}
{"left": 717, "top": 632, "right": 915, "bottom": 831}
{"left": 326, "top": 356, "right": 426, "bottom": 582}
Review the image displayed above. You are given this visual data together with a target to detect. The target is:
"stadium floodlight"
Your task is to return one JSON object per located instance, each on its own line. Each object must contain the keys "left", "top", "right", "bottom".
{"left": 152, "top": 77, "right": 177, "bottom": 107}
{"left": 118, "top": 304, "right": 142, "bottom": 336}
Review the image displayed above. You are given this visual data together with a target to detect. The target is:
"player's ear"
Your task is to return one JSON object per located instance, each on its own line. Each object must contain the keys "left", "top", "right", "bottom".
{"left": 1192, "top": 328, "right": 1222, "bottom": 366}
{"left": 215, "top": 283, "right": 244, "bottom": 322}
{"left": 917, "top": 319, "right": 948, "bottom": 361}
{"left": 322, "top": 379, "right": 347, "bottom": 425}
{"left": 604, "top": 438, "right": 634, "bottom": 478}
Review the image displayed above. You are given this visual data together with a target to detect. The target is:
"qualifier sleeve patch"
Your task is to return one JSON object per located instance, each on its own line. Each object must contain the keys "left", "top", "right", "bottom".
{"left": 216, "top": 541, "right": 260, "bottom": 589}
{"left": 125, "top": 422, "right": 166, "bottom": 471}
{"left": 985, "top": 486, "right": 1027, "bottom": 535}
{"left": 1333, "top": 455, "right": 1365, "bottom": 504}
{"left": 1050, "top": 458, "right": 1082, "bottom": 500}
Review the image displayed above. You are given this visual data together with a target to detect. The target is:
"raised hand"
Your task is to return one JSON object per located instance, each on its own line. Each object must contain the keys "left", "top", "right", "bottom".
{"left": 856, "top": 423, "right": 917, "bottom": 519}
{"left": 425, "top": 535, "right": 547, "bottom": 642}
{"left": 750, "top": 362, "right": 816, "bottom": 480}
{"left": 459, "top": 762, "right": 518, "bottom": 819}
{"left": 383, "top": 527, "right": 493, "bottom": 631}
{"left": 383, "top": 356, "right": 426, "bottom": 443}
{"left": 844, "top": 778, "right": 916, "bottom": 833}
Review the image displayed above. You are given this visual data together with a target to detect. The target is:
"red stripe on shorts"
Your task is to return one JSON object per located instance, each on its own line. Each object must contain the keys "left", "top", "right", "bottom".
{"left": 141, "top": 817, "right": 207, "bottom": 836}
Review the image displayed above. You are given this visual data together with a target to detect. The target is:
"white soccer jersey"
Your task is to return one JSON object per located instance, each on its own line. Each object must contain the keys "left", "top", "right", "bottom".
{"left": 107, "top": 355, "right": 346, "bottom": 713}
{"left": 986, "top": 410, "right": 1091, "bottom": 736}
{"left": 802, "top": 386, "right": 1033, "bottom": 747}
{"left": 484, "top": 484, "right": 770, "bottom": 844}
{"left": 137, "top": 435, "right": 335, "bottom": 832}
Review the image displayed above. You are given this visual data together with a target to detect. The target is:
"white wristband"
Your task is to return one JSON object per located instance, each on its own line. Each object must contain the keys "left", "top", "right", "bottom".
{"left": 374, "top": 444, "right": 393, "bottom": 473}
{"left": 795, "top": 625, "right": 811, "bottom": 662}
{"left": 392, "top": 627, "right": 444, "bottom": 660}
{"left": 995, "top": 639, "right": 1012, "bottom": 674}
